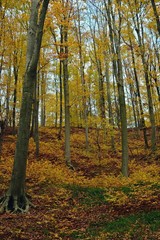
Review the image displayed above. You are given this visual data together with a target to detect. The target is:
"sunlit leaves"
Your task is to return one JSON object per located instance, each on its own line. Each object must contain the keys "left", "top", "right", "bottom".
{"left": 0, "top": 126, "right": 160, "bottom": 238}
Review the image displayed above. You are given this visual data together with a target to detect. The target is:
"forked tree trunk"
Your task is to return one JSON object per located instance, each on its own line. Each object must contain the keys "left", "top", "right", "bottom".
{"left": 0, "top": 0, "right": 50, "bottom": 213}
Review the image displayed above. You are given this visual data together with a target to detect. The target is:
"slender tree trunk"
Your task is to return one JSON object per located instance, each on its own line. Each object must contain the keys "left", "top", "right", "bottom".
{"left": 0, "top": 53, "right": 4, "bottom": 120}
{"left": 50, "top": 25, "right": 63, "bottom": 138}
{"left": 150, "top": 0, "right": 160, "bottom": 36}
{"left": 128, "top": 29, "right": 149, "bottom": 148}
{"left": 0, "top": 120, "right": 5, "bottom": 161}
{"left": 104, "top": 0, "right": 129, "bottom": 176}
{"left": 32, "top": 75, "right": 40, "bottom": 157}
{"left": 151, "top": 66, "right": 160, "bottom": 102}
{"left": 75, "top": 0, "right": 89, "bottom": 149}
{"left": 143, "top": 60, "right": 156, "bottom": 151}
{"left": 34, "top": 95, "right": 39, "bottom": 157}
{"left": 40, "top": 72, "right": 46, "bottom": 127}
{"left": 0, "top": 3, "right": 4, "bottom": 119}
{"left": 58, "top": 60, "right": 63, "bottom": 137}
{"left": 104, "top": 1, "right": 120, "bottom": 128}
{"left": 55, "top": 80, "right": 58, "bottom": 128}
{"left": 13, "top": 61, "right": 18, "bottom": 134}
{"left": 105, "top": 61, "right": 115, "bottom": 151}
{"left": 6, "top": 58, "right": 11, "bottom": 126}
{"left": 91, "top": 28, "right": 106, "bottom": 127}
{"left": 63, "top": 24, "right": 73, "bottom": 168}
{"left": 130, "top": 85, "right": 138, "bottom": 128}
{"left": 58, "top": 26, "right": 64, "bottom": 139}
{"left": 123, "top": 61, "right": 138, "bottom": 129}
{"left": 135, "top": 16, "right": 156, "bottom": 151}
{"left": 117, "top": 55, "right": 129, "bottom": 177}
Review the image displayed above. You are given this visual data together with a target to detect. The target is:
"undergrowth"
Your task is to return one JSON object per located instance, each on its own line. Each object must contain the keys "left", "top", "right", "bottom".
{"left": 0, "top": 127, "right": 160, "bottom": 239}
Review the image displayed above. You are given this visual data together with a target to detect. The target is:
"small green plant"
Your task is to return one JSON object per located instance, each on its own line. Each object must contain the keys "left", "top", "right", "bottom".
{"left": 66, "top": 185, "right": 107, "bottom": 206}
{"left": 87, "top": 211, "right": 160, "bottom": 238}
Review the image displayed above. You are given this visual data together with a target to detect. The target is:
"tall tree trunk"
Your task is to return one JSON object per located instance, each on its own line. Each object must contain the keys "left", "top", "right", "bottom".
{"left": 91, "top": 28, "right": 106, "bottom": 128}
{"left": 6, "top": 58, "right": 11, "bottom": 126}
{"left": 40, "top": 72, "right": 46, "bottom": 127}
{"left": 63, "top": 24, "right": 73, "bottom": 168}
{"left": 150, "top": 0, "right": 160, "bottom": 36}
{"left": 58, "top": 59, "right": 63, "bottom": 138}
{"left": 128, "top": 24, "right": 149, "bottom": 147}
{"left": 117, "top": 54, "right": 129, "bottom": 177}
{"left": 75, "top": 0, "right": 89, "bottom": 149}
{"left": 55, "top": 78, "right": 58, "bottom": 128}
{"left": 143, "top": 59, "right": 157, "bottom": 151}
{"left": 13, "top": 57, "right": 18, "bottom": 135}
{"left": 130, "top": 84, "right": 138, "bottom": 129}
{"left": 0, "top": 53, "right": 4, "bottom": 119}
{"left": 151, "top": 65, "right": 160, "bottom": 102}
{"left": 50, "top": 25, "right": 63, "bottom": 138}
{"left": 0, "top": 0, "right": 50, "bottom": 213}
{"left": 134, "top": 12, "right": 156, "bottom": 151}
{"left": 58, "top": 25, "right": 64, "bottom": 139}
{"left": 104, "top": 0, "right": 129, "bottom": 176}
{"left": 31, "top": 75, "right": 40, "bottom": 157}
{"left": 123, "top": 61, "right": 138, "bottom": 129}
{"left": 105, "top": 61, "right": 115, "bottom": 151}
{"left": 0, "top": 120, "right": 5, "bottom": 161}
{"left": 0, "top": 2, "right": 4, "bottom": 119}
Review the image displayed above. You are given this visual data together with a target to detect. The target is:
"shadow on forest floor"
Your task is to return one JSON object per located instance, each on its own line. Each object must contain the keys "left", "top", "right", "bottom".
{"left": 0, "top": 127, "right": 160, "bottom": 239}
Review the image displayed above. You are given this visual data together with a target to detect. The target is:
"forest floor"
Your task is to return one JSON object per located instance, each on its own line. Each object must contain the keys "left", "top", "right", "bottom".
{"left": 0, "top": 127, "right": 160, "bottom": 240}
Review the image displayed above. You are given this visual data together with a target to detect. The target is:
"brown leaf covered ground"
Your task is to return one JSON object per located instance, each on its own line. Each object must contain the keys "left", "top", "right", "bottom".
{"left": 0, "top": 127, "right": 160, "bottom": 239}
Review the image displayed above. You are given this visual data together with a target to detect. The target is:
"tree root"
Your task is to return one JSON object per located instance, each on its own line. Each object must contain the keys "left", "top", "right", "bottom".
{"left": 0, "top": 194, "right": 34, "bottom": 214}
{"left": 67, "top": 163, "right": 75, "bottom": 170}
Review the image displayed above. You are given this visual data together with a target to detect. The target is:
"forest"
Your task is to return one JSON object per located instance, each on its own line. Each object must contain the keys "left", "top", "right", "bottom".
{"left": 0, "top": 0, "right": 160, "bottom": 239}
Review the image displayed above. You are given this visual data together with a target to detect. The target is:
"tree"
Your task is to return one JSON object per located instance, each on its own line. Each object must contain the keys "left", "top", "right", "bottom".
{"left": 50, "top": 23, "right": 64, "bottom": 138}
{"left": 130, "top": 0, "right": 157, "bottom": 151}
{"left": 127, "top": 22, "right": 149, "bottom": 148}
{"left": 150, "top": 0, "right": 160, "bottom": 36}
{"left": 63, "top": 0, "right": 73, "bottom": 168}
{"left": 88, "top": 6, "right": 106, "bottom": 128}
{"left": 74, "top": 0, "right": 89, "bottom": 149}
{"left": 104, "top": 0, "right": 129, "bottom": 176}
{"left": 0, "top": 118, "right": 6, "bottom": 161}
{"left": 0, "top": 0, "right": 50, "bottom": 213}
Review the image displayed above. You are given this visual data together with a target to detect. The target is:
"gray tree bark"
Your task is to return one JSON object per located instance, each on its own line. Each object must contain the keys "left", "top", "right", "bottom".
{"left": 104, "top": 0, "right": 129, "bottom": 176}
{"left": 129, "top": 36, "right": 149, "bottom": 148}
{"left": 0, "top": 0, "right": 50, "bottom": 213}
{"left": 63, "top": 23, "right": 73, "bottom": 168}
{"left": 105, "top": 60, "right": 115, "bottom": 151}
{"left": 134, "top": 6, "right": 156, "bottom": 151}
